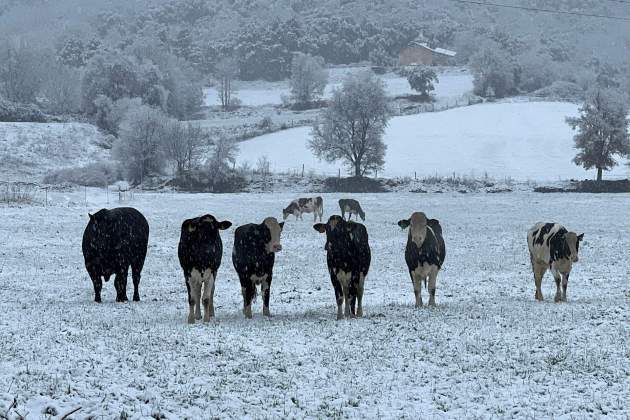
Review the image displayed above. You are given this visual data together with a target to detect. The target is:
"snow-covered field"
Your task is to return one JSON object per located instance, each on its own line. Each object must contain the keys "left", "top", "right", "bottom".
{"left": 204, "top": 67, "right": 473, "bottom": 107}
{"left": 237, "top": 101, "right": 630, "bottom": 180}
{"left": 0, "top": 123, "right": 109, "bottom": 182}
{"left": 1, "top": 191, "right": 629, "bottom": 418}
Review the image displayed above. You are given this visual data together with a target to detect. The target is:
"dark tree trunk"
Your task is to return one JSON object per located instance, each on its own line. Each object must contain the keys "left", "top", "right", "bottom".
{"left": 354, "top": 161, "right": 361, "bottom": 177}
{"left": 597, "top": 167, "right": 603, "bottom": 182}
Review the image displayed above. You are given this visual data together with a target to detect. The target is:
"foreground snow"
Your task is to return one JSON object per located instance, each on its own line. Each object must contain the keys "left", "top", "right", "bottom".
{"left": 237, "top": 101, "right": 630, "bottom": 181}
{"left": 1, "top": 191, "right": 628, "bottom": 418}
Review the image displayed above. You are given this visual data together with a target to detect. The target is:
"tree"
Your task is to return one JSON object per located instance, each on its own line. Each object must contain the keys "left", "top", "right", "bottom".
{"left": 207, "top": 136, "right": 239, "bottom": 182}
{"left": 289, "top": 53, "right": 328, "bottom": 106}
{"left": 162, "top": 121, "right": 207, "bottom": 175}
{"left": 215, "top": 57, "right": 238, "bottom": 111}
{"left": 469, "top": 44, "right": 517, "bottom": 99}
{"left": 309, "top": 71, "right": 389, "bottom": 177}
{"left": 112, "top": 105, "right": 167, "bottom": 185}
{"left": 0, "top": 41, "right": 42, "bottom": 104}
{"left": 405, "top": 66, "right": 438, "bottom": 101}
{"left": 567, "top": 90, "right": 630, "bottom": 181}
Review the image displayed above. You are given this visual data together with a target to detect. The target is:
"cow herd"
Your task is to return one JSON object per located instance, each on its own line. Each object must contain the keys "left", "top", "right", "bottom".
{"left": 81, "top": 197, "right": 584, "bottom": 323}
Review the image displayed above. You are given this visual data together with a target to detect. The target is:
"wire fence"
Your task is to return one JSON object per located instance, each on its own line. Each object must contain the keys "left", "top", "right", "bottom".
{"left": 0, "top": 181, "right": 137, "bottom": 206}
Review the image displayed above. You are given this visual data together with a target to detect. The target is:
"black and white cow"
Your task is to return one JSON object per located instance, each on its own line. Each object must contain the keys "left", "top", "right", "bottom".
{"left": 338, "top": 198, "right": 365, "bottom": 221}
{"left": 398, "top": 212, "right": 446, "bottom": 307}
{"left": 232, "top": 217, "right": 284, "bottom": 318}
{"left": 314, "top": 215, "right": 371, "bottom": 319}
{"left": 283, "top": 197, "right": 324, "bottom": 221}
{"left": 178, "top": 214, "right": 232, "bottom": 324}
{"left": 527, "top": 222, "right": 584, "bottom": 302}
{"left": 82, "top": 207, "right": 149, "bottom": 303}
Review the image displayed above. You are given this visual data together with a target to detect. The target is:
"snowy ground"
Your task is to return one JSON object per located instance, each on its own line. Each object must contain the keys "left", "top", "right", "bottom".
{"left": 237, "top": 101, "right": 630, "bottom": 181}
{"left": 1, "top": 191, "right": 629, "bottom": 418}
{"left": 204, "top": 67, "right": 473, "bottom": 107}
{"left": 0, "top": 123, "right": 109, "bottom": 182}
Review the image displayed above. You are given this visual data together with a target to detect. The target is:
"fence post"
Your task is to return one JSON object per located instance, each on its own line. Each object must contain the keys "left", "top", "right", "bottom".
{"left": 84, "top": 185, "right": 87, "bottom": 207}
{"left": 45, "top": 187, "right": 48, "bottom": 206}
{"left": 414, "top": 171, "right": 417, "bottom": 180}
{"left": 338, "top": 168, "right": 341, "bottom": 179}
{"left": 302, "top": 164, "right": 304, "bottom": 178}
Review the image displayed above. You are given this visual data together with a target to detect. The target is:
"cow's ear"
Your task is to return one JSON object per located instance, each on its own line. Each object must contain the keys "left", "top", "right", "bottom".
{"left": 279, "top": 222, "right": 285, "bottom": 230}
{"left": 184, "top": 220, "right": 196, "bottom": 233}
{"left": 398, "top": 219, "right": 410, "bottom": 230}
{"left": 218, "top": 221, "right": 232, "bottom": 230}
{"left": 313, "top": 223, "right": 326, "bottom": 233}
{"left": 577, "top": 233, "right": 584, "bottom": 241}
{"left": 88, "top": 213, "right": 94, "bottom": 221}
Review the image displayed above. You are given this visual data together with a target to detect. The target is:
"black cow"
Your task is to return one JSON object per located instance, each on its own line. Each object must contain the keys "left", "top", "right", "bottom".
{"left": 314, "top": 215, "right": 371, "bottom": 319}
{"left": 232, "top": 217, "right": 284, "bottom": 319}
{"left": 178, "top": 214, "right": 232, "bottom": 324}
{"left": 339, "top": 198, "right": 365, "bottom": 221}
{"left": 82, "top": 207, "right": 149, "bottom": 303}
{"left": 398, "top": 212, "right": 446, "bottom": 307}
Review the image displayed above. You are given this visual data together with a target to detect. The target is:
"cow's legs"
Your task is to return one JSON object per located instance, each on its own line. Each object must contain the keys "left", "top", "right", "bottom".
{"left": 262, "top": 275, "right": 272, "bottom": 317}
{"left": 356, "top": 273, "right": 365, "bottom": 317}
{"left": 532, "top": 261, "right": 546, "bottom": 302}
{"left": 193, "top": 280, "right": 202, "bottom": 320}
{"left": 410, "top": 271, "right": 423, "bottom": 307}
{"left": 349, "top": 280, "right": 358, "bottom": 318}
{"left": 331, "top": 274, "right": 344, "bottom": 320}
{"left": 202, "top": 271, "right": 215, "bottom": 322}
{"left": 90, "top": 273, "right": 103, "bottom": 303}
{"left": 185, "top": 277, "right": 196, "bottom": 324}
{"left": 561, "top": 272, "right": 569, "bottom": 302}
{"left": 552, "top": 269, "right": 563, "bottom": 303}
{"left": 428, "top": 268, "right": 438, "bottom": 306}
{"left": 241, "top": 278, "right": 255, "bottom": 319}
{"left": 114, "top": 270, "right": 129, "bottom": 302}
{"left": 131, "top": 266, "right": 141, "bottom": 302}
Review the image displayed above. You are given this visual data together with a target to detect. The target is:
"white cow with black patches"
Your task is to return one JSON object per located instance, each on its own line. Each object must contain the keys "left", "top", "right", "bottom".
{"left": 527, "top": 222, "right": 584, "bottom": 302}
{"left": 178, "top": 214, "right": 232, "bottom": 324}
{"left": 398, "top": 212, "right": 446, "bottom": 307}
{"left": 232, "top": 217, "right": 284, "bottom": 319}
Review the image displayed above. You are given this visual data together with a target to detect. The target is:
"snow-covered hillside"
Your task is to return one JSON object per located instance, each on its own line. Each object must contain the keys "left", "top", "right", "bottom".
{"left": 237, "top": 101, "right": 630, "bottom": 181}
{"left": 0, "top": 191, "right": 628, "bottom": 418}
{"left": 205, "top": 67, "right": 473, "bottom": 107}
{"left": 0, "top": 122, "right": 109, "bottom": 182}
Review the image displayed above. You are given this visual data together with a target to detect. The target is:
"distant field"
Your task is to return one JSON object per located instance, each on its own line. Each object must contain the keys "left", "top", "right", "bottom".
{"left": 204, "top": 67, "right": 473, "bottom": 107}
{"left": 0, "top": 122, "right": 109, "bottom": 182}
{"left": 237, "top": 101, "right": 630, "bottom": 181}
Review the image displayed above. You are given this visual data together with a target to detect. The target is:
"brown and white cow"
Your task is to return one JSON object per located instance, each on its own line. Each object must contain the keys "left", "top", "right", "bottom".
{"left": 283, "top": 197, "right": 324, "bottom": 221}
{"left": 527, "top": 222, "right": 584, "bottom": 302}
{"left": 232, "top": 217, "right": 284, "bottom": 318}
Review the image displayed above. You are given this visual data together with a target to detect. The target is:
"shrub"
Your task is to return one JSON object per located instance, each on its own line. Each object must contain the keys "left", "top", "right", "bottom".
{"left": 43, "top": 161, "right": 123, "bottom": 186}
{"left": 323, "top": 176, "right": 387, "bottom": 193}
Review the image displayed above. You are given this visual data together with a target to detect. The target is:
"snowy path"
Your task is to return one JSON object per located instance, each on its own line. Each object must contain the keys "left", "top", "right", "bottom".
{"left": 1, "top": 192, "right": 629, "bottom": 418}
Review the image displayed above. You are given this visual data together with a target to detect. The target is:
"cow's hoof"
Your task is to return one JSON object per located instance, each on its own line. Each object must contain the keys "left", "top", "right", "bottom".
{"left": 116, "top": 296, "right": 128, "bottom": 303}
{"left": 94, "top": 297, "right": 102, "bottom": 303}
{"left": 554, "top": 295, "right": 562, "bottom": 303}
{"left": 187, "top": 316, "right": 195, "bottom": 324}
{"left": 133, "top": 295, "right": 140, "bottom": 302}
{"left": 263, "top": 308, "right": 271, "bottom": 317}
{"left": 195, "top": 314, "right": 202, "bottom": 320}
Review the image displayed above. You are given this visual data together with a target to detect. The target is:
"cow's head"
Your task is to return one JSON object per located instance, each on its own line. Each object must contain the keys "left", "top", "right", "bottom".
{"left": 182, "top": 214, "right": 232, "bottom": 237}
{"left": 263, "top": 217, "right": 284, "bottom": 253}
{"left": 314, "top": 215, "right": 345, "bottom": 235}
{"left": 565, "top": 231, "right": 584, "bottom": 263}
{"left": 398, "top": 212, "right": 428, "bottom": 247}
{"left": 87, "top": 209, "right": 111, "bottom": 233}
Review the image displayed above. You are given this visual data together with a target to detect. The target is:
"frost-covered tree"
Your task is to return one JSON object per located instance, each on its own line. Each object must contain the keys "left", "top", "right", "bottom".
{"left": 310, "top": 71, "right": 389, "bottom": 177}
{"left": 0, "top": 42, "right": 41, "bottom": 103}
{"left": 215, "top": 57, "right": 238, "bottom": 111}
{"left": 162, "top": 121, "right": 207, "bottom": 175}
{"left": 289, "top": 53, "right": 328, "bottom": 106}
{"left": 469, "top": 44, "right": 517, "bottom": 99}
{"left": 567, "top": 90, "right": 630, "bottom": 181}
{"left": 113, "top": 105, "right": 167, "bottom": 185}
{"left": 207, "top": 136, "right": 239, "bottom": 182}
{"left": 405, "top": 66, "right": 438, "bottom": 101}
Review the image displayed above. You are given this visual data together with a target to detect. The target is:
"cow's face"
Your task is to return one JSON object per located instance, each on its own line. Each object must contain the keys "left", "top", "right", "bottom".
{"left": 263, "top": 217, "right": 284, "bottom": 253}
{"left": 313, "top": 215, "right": 346, "bottom": 244}
{"left": 565, "top": 232, "right": 584, "bottom": 263}
{"left": 183, "top": 214, "right": 232, "bottom": 237}
{"left": 398, "top": 212, "right": 428, "bottom": 247}
{"left": 87, "top": 209, "right": 111, "bottom": 234}
{"left": 282, "top": 208, "right": 290, "bottom": 221}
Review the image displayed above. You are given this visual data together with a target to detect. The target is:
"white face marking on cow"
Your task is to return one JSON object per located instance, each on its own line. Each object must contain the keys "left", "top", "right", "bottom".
{"left": 565, "top": 232, "right": 580, "bottom": 263}
{"left": 409, "top": 212, "right": 428, "bottom": 248}
{"left": 263, "top": 217, "right": 283, "bottom": 253}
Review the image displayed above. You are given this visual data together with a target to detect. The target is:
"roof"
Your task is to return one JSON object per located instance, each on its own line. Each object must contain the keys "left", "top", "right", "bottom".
{"left": 408, "top": 41, "right": 457, "bottom": 57}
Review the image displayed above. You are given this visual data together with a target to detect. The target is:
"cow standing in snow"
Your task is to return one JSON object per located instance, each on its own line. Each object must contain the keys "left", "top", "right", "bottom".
{"left": 338, "top": 198, "right": 365, "bottom": 221}
{"left": 82, "top": 207, "right": 149, "bottom": 303}
{"left": 232, "top": 217, "right": 284, "bottom": 318}
{"left": 178, "top": 214, "right": 232, "bottom": 324}
{"left": 282, "top": 197, "right": 324, "bottom": 221}
{"left": 314, "top": 216, "right": 371, "bottom": 319}
{"left": 398, "top": 212, "right": 446, "bottom": 307}
{"left": 527, "top": 222, "right": 583, "bottom": 302}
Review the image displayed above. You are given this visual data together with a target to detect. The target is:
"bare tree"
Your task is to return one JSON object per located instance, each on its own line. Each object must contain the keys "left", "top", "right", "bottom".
{"left": 207, "top": 136, "right": 239, "bottom": 181}
{"left": 0, "top": 41, "right": 42, "bottom": 103}
{"left": 41, "top": 60, "right": 81, "bottom": 114}
{"left": 289, "top": 53, "right": 328, "bottom": 106}
{"left": 216, "top": 57, "right": 238, "bottom": 111}
{"left": 162, "top": 121, "right": 207, "bottom": 175}
{"left": 309, "top": 71, "right": 389, "bottom": 177}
